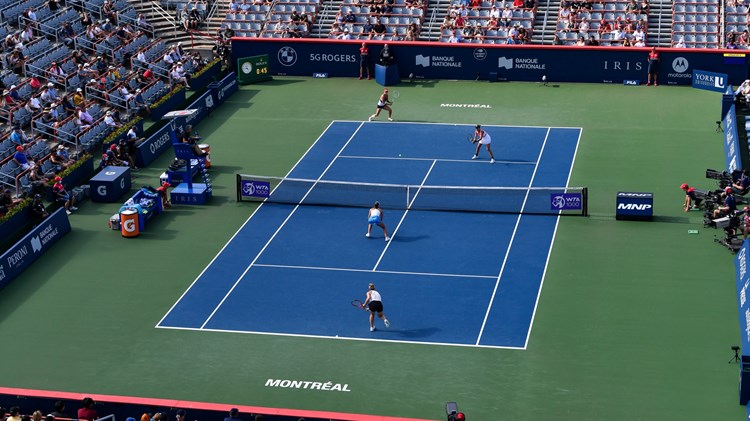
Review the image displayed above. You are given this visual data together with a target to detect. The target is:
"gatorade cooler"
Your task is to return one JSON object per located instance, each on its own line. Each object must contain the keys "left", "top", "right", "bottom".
{"left": 199, "top": 144, "right": 211, "bottom": 168}
{"left": 120, "top": 209, "right": 140, "bottom": 237}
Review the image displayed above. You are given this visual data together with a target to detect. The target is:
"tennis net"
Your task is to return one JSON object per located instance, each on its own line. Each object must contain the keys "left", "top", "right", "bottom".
{"left": 236, "top": 174, "right": 588, "bottom": 216}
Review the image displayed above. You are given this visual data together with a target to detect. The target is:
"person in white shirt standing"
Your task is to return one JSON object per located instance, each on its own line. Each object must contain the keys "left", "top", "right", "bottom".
{"left": 363, "top": 283, "right": 390, "bottom": 332}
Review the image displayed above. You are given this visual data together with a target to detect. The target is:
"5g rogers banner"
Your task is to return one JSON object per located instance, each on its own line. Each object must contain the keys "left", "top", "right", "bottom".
{"left": 231, "top": 39, "right": 750, "bottom": 85}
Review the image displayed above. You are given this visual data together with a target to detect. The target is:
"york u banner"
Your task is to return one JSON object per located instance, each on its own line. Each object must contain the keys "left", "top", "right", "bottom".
{"left": 231, "top": 39, "right": 750, "bottom": 85}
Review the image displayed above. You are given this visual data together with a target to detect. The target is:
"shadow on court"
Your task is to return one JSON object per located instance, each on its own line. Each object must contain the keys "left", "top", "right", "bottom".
{"left": 392, "top": 327, "right": 442, "bottom": 339}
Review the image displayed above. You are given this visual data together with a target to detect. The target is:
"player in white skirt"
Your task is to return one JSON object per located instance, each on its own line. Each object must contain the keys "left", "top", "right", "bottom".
{"left": 471, "top": 124, "right": 495, "bottom": 164}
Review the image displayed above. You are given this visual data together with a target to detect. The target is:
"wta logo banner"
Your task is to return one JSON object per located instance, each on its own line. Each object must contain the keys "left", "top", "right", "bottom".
{"left": 692, "top": 69, "right": 728, "bottom": 93}
{"left": 550, "top": 193, "right": 582, "bottom": 210}
{"left": 241, "top": 180, "right": 271, "bottom": 198}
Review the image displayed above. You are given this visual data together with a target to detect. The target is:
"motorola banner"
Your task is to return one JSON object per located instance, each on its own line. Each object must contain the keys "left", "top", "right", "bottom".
{"left": 0, "top": 208, "right": 71, "bottom": 290}
{"left": 231, "top": 39, "right": 750, "bottom": 85}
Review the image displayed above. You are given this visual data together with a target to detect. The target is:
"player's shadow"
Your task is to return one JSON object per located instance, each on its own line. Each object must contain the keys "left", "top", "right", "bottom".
{"left": 391, "top": 234, "right": 430, "bottom": 242}
{"left": 393, "top": 327, "right": 441, "bottom": 339}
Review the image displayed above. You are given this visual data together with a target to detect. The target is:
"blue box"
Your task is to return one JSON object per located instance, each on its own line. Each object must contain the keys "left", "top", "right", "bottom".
{"left": 615, "top": 192, "right": 653, "bottom": 221}
{"left": 171, "top": 183, "right": 211, "bottom": 205}
{"left": 90, "top": 166, "right": 132, "bottom": 203}
{"left": 375, "top": 64, "right": 400, "bottom": 86}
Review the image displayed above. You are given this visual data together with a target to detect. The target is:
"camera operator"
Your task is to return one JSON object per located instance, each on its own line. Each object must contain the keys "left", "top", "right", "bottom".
{"left": 734, "top": 170, "right": 750, "bottom": 194}
{"left": 680, "top": 183, "right": 702, "bottom": 211}
{"left": 713, "top": 187, "right": 738, "bottom": 219}
{"left": 379, "top": 43, "right": 395, "bottom": 66}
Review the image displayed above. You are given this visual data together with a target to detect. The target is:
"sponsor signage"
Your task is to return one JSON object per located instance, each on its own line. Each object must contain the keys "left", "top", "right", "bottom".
{"left": 237, "top": 55, "right": 271, "bottom": 84}
{"left": 212, "top": 71, "right": 239, "bottom": 107}
{"left": 231, "top": 40, "right": 750, "bottom": 85}
{"left": 89, "top": 166, "right": 132, "bottom": 203}
{"left": 724, "top": 104, "right": 741, "bottom": 173}
{"left": 550, "top": 193, "right": 583, "bottom": 211}
{"left": 136, "top": 121, "right": 176, "bottom": 167}
{"left": 0, "top": 208, "right": 71, "bottom": 291}
{"left": 692, "top": 69, "right": 728, "bottom": 93}
{"left": 312, "top": 72, "right": 328, "bottom": 78}
{"left": 735, "top": 240, "right": 750, "bottom": 405}
{"left": 615, "top": 191, "right": 653, "bottom": 221}
{"left": 240, "top": 180, "right": 271, "bottom": 198}
{"left": 623, "top": 79, "right": 640, "bottom": 85}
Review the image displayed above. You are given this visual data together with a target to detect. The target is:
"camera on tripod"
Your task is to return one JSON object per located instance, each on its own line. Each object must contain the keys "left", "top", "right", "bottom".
{"left": 706, "top": 169, "right": 733, "bottom": 189}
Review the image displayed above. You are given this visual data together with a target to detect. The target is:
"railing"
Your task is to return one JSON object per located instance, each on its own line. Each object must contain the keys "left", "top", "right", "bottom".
{"left": 141, "top": 0, "right": 180, "bottom": 37}
{"left": 540, "top": 0, "right": 550, "bottom": 44}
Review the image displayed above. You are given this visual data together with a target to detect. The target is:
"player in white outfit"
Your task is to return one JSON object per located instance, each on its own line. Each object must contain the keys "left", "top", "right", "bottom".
{"left": 363, "top": 283, "right": 390, "bottom": 331}
{"left": 471, "top": 124, "right": 495, "bottom": 164}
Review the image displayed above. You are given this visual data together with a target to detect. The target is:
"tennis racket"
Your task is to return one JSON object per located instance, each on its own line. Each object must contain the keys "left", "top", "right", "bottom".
{"left": 390, "top": 90, "right": 400, "bottom": 101}
{"left": 351, "top": 299, "right": 367, "bottom": 310}
{"left": 467, "top": 133, "right": 478, "bottom": 143}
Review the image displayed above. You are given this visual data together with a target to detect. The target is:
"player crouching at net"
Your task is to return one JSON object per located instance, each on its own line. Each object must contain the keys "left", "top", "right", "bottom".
{"left": 363, "top": 283, "right": 390, "bottom": 332}
{"left": 366, "top": 201, "right": 390, "bottom": 241}
{"left": 368, "top": 88, "right": 393, "bottom": 122}
{"left": 471, "top": 124, "right": 495, "bottom": 164}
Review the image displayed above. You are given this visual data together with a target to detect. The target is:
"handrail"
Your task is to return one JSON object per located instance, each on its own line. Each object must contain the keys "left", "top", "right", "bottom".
{"left": 720, "top": 0, "right": 725, "bottom": 47}
{"left": 540, "top": 0, "right": 549, "bottom": 44}
{"left": 142, "top": 0, "right": 179, "bottom": 35}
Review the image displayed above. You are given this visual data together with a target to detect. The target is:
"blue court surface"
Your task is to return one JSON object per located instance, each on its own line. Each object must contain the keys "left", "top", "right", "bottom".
{"left": 157, "top": 121, "right": 582, "bottom": 349}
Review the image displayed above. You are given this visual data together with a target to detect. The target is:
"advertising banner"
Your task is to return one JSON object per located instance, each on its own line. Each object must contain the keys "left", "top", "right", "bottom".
{"left": 231, "top": 40, "right": 750, "bottom": 86}
{"left": 0, "top": 208, "right": 71, "bottom": 291}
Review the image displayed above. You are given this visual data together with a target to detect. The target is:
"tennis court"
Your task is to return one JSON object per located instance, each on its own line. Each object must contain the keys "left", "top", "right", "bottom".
{"left": 158, "top": 121, "right": 582, "bottom": 348}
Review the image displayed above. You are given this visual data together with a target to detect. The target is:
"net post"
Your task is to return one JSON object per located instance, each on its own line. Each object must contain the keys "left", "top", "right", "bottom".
{"left": 582, "top": 187, "right": 588, "bottom": 216}
{"left": 236, "top": 174, "right": 240, "bottom": 202}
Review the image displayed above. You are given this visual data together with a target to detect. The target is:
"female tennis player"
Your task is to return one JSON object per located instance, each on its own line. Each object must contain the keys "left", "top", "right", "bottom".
{"left": 471, "top": 124, "right": 495, "bottom": 164}
{"left": 363, "top": 283, "right": 390, "bottom": 332}
{"left": 366, "top": 201, "right": 390, "bottom": 241}
{"left": 368, "top": 88, "right": 393, "bottom": 122}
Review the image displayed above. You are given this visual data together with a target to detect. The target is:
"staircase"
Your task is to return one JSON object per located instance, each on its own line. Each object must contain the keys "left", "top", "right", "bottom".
{"left": 311, "top": 0, "right": 343, "bottom": 38}
{"left": 532, "top": 0, "right": 558, "bottom": 44}
{"left": 126, "top": 0, "right": 226, "bottom": 54}
{"left": 647, "top": 0, "right": 673, "bottom": 47}
{"left": 421, "top": 0, "right": 452, "bottom": 41}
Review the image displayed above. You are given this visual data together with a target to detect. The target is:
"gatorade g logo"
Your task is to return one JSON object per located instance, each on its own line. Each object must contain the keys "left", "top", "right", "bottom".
{"left": 123, "top": 219, "right": 136, "bottom": 233}
{"left": 97, "top": 185, "right": 107, "bottom": 196}
{"left": 120, "top": 179, "right": 125, "bottom": 189}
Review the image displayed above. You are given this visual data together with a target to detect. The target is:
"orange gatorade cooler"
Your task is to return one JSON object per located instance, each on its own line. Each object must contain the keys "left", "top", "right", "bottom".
{"left": 199, "top": 144, "right": 211, "bottom": 168}
{"left": 120, "top": 209, "right": 140, "bottom": 237}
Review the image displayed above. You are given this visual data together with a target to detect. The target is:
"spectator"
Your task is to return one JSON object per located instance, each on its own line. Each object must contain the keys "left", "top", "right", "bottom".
{"left": 10, "top": 126, "right": 29, "bottom": 146}
{"left": 51, "top": 145, "right": 75, "bottom": 170}
{"left": 103, "top": 110, "right": 121, "bottom": 129}
{"left": 224, "top": 409, "right": 241, "bottom": 421}
{"left": 49, "top": 61, "right": 66, "bottom": 82}
{"left": 171, "top": 64, "right": 191, "bottom": 89}
{"left": 73, "top": 88, "right": 85, "bottom": 107}
{"left": 512, "top": 0, "right": 523, "bottom": 9}
{"left": 176, "top": 410, "right": 186, "bottom": 421}
{"left": 372, "top": 18, "right": 386, "bottom": 39}
{"left": 30, "top": 194, "right": 48, "bottom": 220}
{"left": 447, "top": 29, "right": 461, "bottom": 43}
{"left": 338, "top": 29, "right": 352, "bottom": 39}
{"left": 29, "top": 166, "right": 51, "bottom": 195}
{"left": 78, "top": 106, "right": 94, "bottom": 126}
{"left": 440, "top": 15, "right": 454, "bottom": 30}
{"left": 0, "top": 189, "right": 21, "bottom": 216}
{"left": 52, "top": 176, "right": 77, "bottom": 215}
{"left": 637, "top": 0, "right": 649, "bottom": 14}
{"left": 579, "top": 18, "right": 589, "bottom": 33}
{"left": 13, "top": 146, "right": 34, "bottom": 170}
{"left": 524, "top": 0, "right": 536, "bottom": 14}
{"left": 501, "top": 5, "right": 513, "bottom": 27}
{"left": 136, "top": 13, "right": 148, "bottom": 31}
{"left": 405, "top": 23, "right": 419, "bottom": 41}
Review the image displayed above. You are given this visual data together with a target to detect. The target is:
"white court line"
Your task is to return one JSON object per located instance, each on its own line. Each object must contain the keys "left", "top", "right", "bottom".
{"left": 155, "top": 325, "right": 525, "bottom": 350}
{"left": 198, "top": 123, "right": 366, "bottom": 330}
{"left": 253, "top": 263, "right": 498, "bottom": 280}
{"left": 372, "top": 160, "right": 437, "bottom": 271}
{"left": 475, "top": 127, "right": 552, "bottom": 346}
{"left": 523, "top": 127, "right": 584, "bottom": 349}
{"left": 339, "top": 155, "right": 535, "bottom": 165}
{"left": 339, "top": 119, "right": 582, "bottom": 130}
{"left": 155, "top": 120, "right": 339, "bottom": 328}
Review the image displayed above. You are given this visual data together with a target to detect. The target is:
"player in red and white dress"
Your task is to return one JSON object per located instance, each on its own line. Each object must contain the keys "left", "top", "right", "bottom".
{"left": 471, "top": 125, "right": 496, "bottom": 164}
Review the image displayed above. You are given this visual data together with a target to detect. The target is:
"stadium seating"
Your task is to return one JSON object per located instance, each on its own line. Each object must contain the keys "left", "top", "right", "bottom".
{"left": 672, "top": 0, "right": 720, "bottom": 48}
